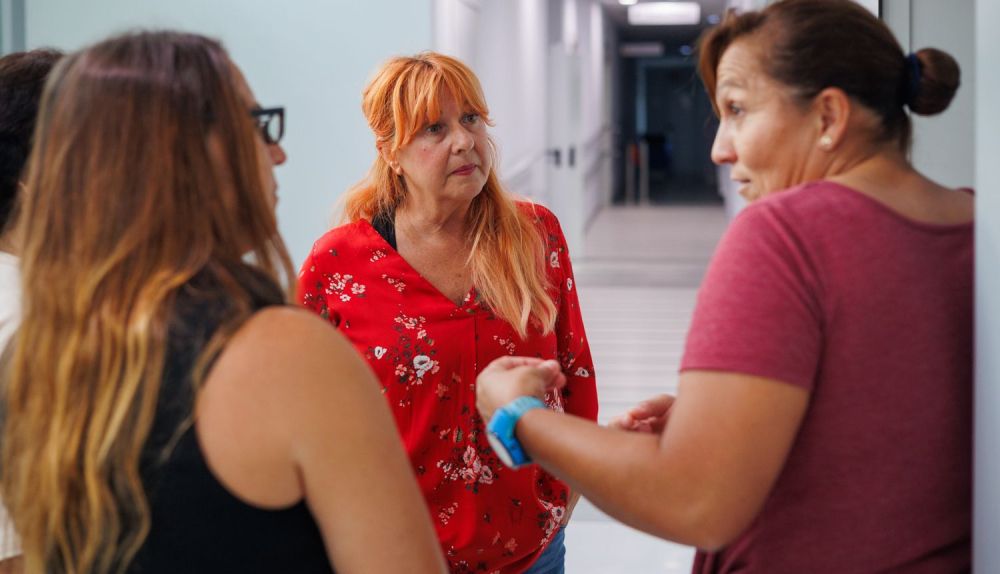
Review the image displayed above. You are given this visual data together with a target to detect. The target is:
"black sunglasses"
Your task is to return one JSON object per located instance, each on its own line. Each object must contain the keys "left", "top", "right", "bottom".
{"left": 250, "top": 106, "right": 285, "bottom": 145}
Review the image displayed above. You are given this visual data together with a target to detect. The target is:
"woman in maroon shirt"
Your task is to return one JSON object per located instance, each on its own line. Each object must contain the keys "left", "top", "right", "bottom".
{"left": 298, "top": 52, "right": 598, "bottom": 573}
{"left": 475, "top": 1, "right": 972, "bottom": 572}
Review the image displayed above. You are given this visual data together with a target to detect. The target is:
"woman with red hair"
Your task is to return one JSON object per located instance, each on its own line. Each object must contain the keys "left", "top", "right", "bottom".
{"left": 298, "top": 52, "right": 598, "bottom": 574}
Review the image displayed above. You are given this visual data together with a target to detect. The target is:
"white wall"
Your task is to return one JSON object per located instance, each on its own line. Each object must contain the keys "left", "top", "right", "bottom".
{"left": 433, "top": 0, "right": 480, "bottom": 68}
{"left": 975, "top": 0, "right": 999, "bottom": 569}
{"left": 26, "top": 0, "right": 433, "bottom": 266}
{"left": 885, "top": 0, "right": 975, "bottom": 187}
{"left": 854, "top": 0, "right": 879, "bottom": 15}
{"left": 907, "top": 0, "right": 976, "bottom": 188}
{"left": 0, "top": 0, "right": 27, "bottom": 53}
{"left": 544, "top": 0, "right": 610, "bottom": 254}
{"left": 433, "top": 0, "right": 551, "bottom": 204}
{"left": 578, "top": 0, "right": 611, "bottom": 229}
{"left": 433, "top": 0, "right": 611, "bottom": 255}
{"left": 476, "top": 0, "right": 550, "bottom": 203}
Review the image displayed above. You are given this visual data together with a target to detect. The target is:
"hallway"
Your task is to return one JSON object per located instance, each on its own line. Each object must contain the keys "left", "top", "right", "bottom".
{"left": 564, "top": 204, "right": 728, "bottom": 573}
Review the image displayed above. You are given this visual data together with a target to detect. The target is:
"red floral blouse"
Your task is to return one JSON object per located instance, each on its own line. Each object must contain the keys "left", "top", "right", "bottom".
{"left": 298, "top": 203, "right": 598, "bottom": 573}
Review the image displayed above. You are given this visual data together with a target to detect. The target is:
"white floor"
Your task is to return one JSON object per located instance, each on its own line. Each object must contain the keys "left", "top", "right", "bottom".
{"left": 564, "top": 205, "right": 728, "bottom": 574}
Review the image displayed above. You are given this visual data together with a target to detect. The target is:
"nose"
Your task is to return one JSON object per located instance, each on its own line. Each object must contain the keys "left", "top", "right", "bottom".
{"left": 451, "top": 126, "right": 474, "bottom": 153}
{"left": 268, "top": 142, "right": 287, "bottom": 166}
{"left": 710, "top": 122, "right": 735, "bottom": 166}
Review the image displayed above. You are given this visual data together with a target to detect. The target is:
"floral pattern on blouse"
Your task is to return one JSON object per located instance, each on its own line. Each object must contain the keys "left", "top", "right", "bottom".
{"left": 298, "top": 203, "right": 598, "bottom": 573}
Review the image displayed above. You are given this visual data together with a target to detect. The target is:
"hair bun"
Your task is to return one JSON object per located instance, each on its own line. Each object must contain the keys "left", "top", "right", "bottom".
{"left": 906, "top": 48, "right": 960, "bottom": 115}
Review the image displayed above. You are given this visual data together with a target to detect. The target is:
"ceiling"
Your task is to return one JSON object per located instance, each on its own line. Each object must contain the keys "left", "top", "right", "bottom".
{"left": 599, "top": 0, "right": 729, "bottom": 45}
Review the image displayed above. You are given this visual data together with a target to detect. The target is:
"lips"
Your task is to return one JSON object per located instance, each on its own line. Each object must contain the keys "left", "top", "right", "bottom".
{"left": 451, "top": 163, "right": 477, "bottom": 176}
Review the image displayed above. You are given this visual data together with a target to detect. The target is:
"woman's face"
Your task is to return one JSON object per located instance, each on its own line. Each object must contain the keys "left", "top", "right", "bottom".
{"left": 392, "top": 90, "right": 491, "bottom": 207}
{"left": 710, "top": 40, "right": 826, "bottom": 201}
{"left": 230, "top": 64, "right": 287, "bottom": 208}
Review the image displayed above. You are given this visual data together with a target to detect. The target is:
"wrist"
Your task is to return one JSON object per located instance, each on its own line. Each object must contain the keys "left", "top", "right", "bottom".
{"left": 486, "top": 396, "right": 546, "bottom": 468}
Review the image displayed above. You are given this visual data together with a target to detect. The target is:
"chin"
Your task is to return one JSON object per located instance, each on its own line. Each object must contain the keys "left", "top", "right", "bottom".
{"left": 739, "top": 186, "right": 763, "bottom": 202}
{"left": 459, "top": 182, "right": 487, "bottom": 201}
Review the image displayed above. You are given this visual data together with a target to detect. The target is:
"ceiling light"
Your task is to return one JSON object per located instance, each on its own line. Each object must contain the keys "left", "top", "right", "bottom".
{"left": 628, "top": 2, "right": 701, "bottom": 25}
{"left": 619, "top": 0, "right": 638, "bottom": 5}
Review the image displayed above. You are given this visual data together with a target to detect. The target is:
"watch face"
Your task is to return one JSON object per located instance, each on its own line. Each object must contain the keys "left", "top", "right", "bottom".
{"left": 487, "top": 432, "right": 515, "bottom": 468}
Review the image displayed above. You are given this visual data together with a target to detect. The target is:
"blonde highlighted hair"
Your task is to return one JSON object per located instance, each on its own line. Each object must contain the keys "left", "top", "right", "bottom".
{"left": 1, "top": 31, "right": 293, "bottom": 573}
{"left": 344, "top": 52, "right": 556, "bottom": 337}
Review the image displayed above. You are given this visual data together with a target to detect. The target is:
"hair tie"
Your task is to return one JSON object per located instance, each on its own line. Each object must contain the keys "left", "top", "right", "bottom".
{"left": 903, "top": 53, "right": 922, "bottom": 108}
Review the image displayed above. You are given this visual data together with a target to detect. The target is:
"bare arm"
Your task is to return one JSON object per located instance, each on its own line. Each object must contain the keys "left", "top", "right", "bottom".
{"left": 477, "top": 363, "right": 808, "bottom": 550}
{"left": 201, "top": 308, "right": 446, "bottom": 573}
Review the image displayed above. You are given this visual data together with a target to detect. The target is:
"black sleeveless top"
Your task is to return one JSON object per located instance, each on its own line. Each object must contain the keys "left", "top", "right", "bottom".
{"left": 371, "top": 210, "right": 397, "bottom": 249}
{"left": 127, "top": 268, "right": 334, "bottom": 574}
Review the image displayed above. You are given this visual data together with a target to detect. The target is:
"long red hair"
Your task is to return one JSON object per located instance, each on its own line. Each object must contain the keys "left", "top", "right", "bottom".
{"left": 344, "top": 52, "right": 555, "bottom": 337}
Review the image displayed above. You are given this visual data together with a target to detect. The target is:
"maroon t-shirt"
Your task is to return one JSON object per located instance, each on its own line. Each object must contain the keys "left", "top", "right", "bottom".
{"left": 682, "top": 181, "right": 972, "bottom": 573}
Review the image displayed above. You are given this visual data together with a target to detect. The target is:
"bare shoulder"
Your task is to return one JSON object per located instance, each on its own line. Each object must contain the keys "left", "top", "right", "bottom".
{"left": 194, "top": 307, "right": 384, "bottom": 509}
{"left": 209, "top": 306, "right": 372, "bottom": 400}
{"left": 236, "top": 306, "right": 353, "bottom": 354}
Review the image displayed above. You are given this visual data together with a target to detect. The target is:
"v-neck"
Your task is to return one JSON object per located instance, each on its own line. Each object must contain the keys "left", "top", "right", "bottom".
{"left": 359, "top": 219, "right": 478, "bottom": 310}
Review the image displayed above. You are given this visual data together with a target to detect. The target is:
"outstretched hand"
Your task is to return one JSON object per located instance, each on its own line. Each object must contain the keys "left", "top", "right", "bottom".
{"left": 476, "top": 357, "right": 567, "bottom": 421}
{"left": 607, "top": 393, "right": 676, "bottom": 434}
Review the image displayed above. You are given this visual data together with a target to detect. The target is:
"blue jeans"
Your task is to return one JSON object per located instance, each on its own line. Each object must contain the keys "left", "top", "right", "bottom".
{"left": 523, "top": 527, "right": 566, "bottom": 574}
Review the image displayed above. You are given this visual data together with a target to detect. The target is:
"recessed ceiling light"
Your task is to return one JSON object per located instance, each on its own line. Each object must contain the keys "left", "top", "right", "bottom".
{"left": 628, "top": 2, "right": 701, "bottom": 25}
{"left": 619, "top": 0, "right": 638, "bottom": 5}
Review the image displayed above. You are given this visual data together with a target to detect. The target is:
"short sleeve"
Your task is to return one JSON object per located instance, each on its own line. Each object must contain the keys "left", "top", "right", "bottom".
{"left": 681, "top": 203, "right": 823, "bottom": 390}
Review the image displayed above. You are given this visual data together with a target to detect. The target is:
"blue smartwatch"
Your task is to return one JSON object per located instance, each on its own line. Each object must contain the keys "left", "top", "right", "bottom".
{"left": 486, "top": 396, "right": 547, "bottom": 469}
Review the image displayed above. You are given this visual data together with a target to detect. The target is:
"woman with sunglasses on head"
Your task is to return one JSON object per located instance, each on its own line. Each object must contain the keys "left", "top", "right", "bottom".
{"left": 0, "top": 31, "right": 445, "bottom": 574}
{"left": 298, "top": 53, "right": 598, "bottom": 574}
{"left": 475, "top": 1, "right": 972, "bottom": 572}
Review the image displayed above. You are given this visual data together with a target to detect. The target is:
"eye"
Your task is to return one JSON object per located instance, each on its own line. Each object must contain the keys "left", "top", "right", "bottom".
{"left": 425, "top": 123, "right": 443, "bottom": 135}
{"left": 461, "top": 113, "right": 480, "bottom": 125}
{"left": 725, "top": 101, "right": 744, "bottom": 117}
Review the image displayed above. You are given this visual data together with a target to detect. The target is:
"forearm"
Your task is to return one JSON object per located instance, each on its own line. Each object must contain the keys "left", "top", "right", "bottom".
{"left": 516, "top": 410, "right": 710, "bottom": 547}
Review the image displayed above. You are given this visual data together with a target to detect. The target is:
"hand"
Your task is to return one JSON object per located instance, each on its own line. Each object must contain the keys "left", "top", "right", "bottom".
{"left": 607, "top": 394, "right": 676, "bottom": 434}
{"left": 476, "top": 357, "right": 566, "bottom": 421}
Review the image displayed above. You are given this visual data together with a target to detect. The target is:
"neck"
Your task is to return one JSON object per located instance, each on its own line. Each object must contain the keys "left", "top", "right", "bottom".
{"left": 396, "top": 195, "right": 473, "bottom": 238}
{"left": 827, "top": 145, "right": 920, "bottom": 193}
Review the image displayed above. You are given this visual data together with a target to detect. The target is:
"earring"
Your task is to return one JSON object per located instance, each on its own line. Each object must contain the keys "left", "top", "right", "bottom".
{"left": 819, "top": 135, "right": 833, "bottom": 150}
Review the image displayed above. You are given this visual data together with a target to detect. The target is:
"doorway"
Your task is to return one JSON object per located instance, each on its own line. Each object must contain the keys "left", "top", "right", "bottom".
{"left": 618, "top": 55, "right": 718, "bottom": 205}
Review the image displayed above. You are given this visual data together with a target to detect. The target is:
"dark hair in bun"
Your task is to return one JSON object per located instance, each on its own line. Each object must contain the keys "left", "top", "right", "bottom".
{"left": 699, "top": 0, "right": 961, "bottom": 152}
{"left": 907, "top": 48, "right": 961, "bottom": 116}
